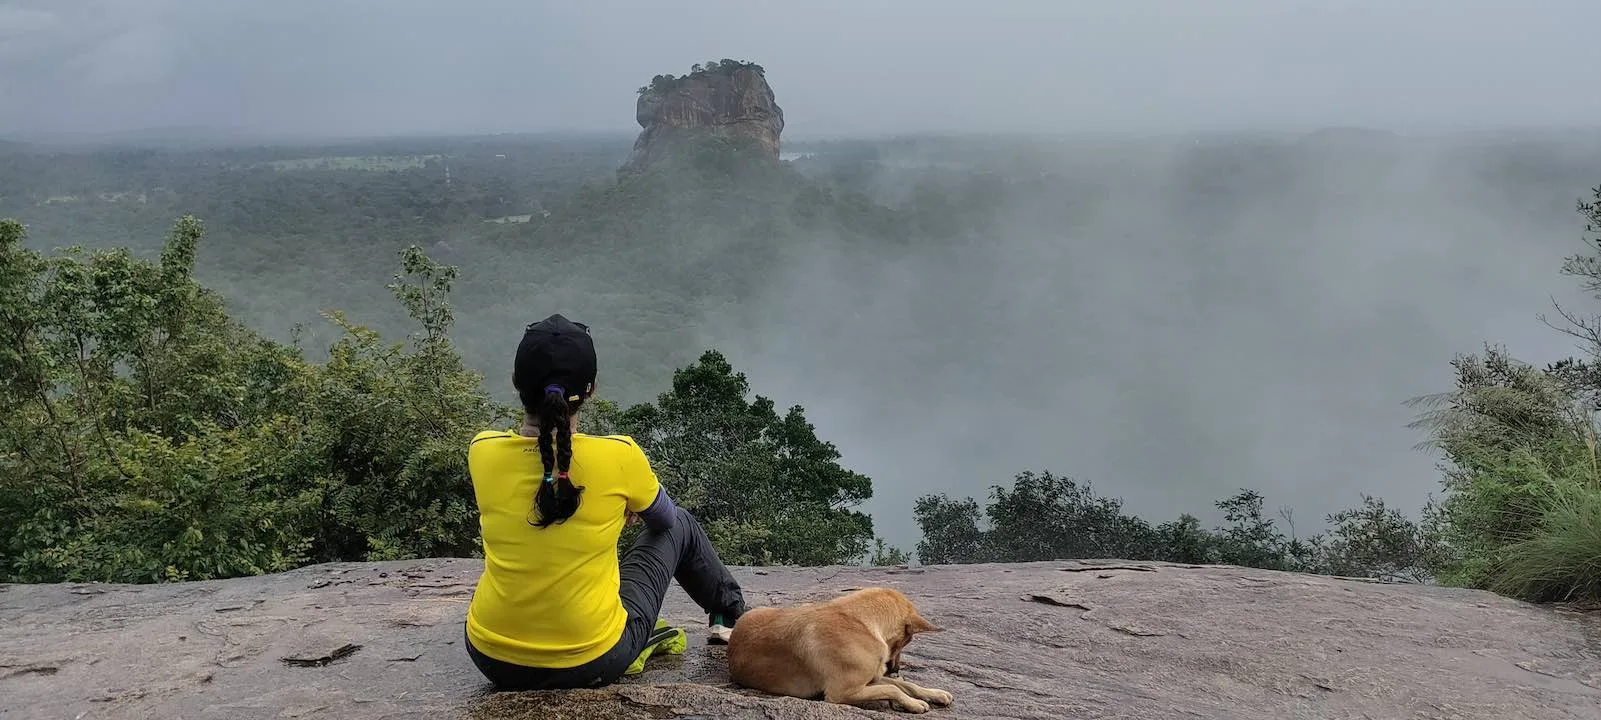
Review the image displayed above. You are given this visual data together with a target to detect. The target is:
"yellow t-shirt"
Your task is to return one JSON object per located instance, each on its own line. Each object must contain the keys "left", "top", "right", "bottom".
{"left": 464, "top": 429, "right": 662, "bottom": 668}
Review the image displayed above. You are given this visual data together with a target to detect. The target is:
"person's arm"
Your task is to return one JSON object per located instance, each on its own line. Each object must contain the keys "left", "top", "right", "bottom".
{"left": 623, "top": 439, "right": 676, "bottom": 532}
{"left": 635, "top": 486, "right": 678, "bottom": 532}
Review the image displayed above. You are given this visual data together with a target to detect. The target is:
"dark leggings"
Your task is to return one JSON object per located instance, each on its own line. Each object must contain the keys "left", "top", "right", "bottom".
{"left": 465, "top": 506, "right": 747, "bottom": 691}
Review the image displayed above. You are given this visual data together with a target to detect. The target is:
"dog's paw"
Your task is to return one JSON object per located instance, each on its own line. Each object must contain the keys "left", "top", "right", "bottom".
{"left": 894, "top": 698, "right": 931, "bottom": 714}
{"left": 920, "top": 688, "right": 953, "bottom": 707}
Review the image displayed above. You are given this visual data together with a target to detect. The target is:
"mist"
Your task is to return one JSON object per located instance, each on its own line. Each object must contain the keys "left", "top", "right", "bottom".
{"left": 701, "top": 135, "right": 1601, "bottom": 549}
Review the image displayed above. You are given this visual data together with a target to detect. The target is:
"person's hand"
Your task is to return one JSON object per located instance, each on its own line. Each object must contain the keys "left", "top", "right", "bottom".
{"left": 626, "top": 511, "right": 639, "bottom": 526}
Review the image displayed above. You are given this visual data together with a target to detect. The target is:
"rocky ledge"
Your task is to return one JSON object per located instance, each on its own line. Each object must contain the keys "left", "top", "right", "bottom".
{"left": 2, "top": 559, "right": 1599, "bottom": 719}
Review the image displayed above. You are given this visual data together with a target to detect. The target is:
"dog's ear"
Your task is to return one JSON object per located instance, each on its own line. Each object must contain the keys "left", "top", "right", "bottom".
{"left": 906, "top": 611, "right": 942, "bottom": 635}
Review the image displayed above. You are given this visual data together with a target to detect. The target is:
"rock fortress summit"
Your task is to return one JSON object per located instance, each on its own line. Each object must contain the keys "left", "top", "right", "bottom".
{"left": 624, "top": 59, "right": 784, "bottom": 171}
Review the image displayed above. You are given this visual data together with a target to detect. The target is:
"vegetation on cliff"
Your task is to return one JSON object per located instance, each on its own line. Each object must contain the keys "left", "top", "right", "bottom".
{"left": 637, "top": 59, "right": 768, "bottom": 96}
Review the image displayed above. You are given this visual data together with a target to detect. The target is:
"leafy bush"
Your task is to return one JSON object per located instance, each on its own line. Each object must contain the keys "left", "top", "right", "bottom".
{"left": 1486, "top": 468, "right": 1601, "bottom": 602}
{"left": 1409, "top": 347, "right": 1601, "bottom": 599}
{"left": 1, "top": 213, "right": 888, "bottom": 582}
{"left": 1319, "top": 494, "right": 1436, "bottom": 583}
{"left": 601, "top": 350, "right": 877, "bottom": 566}
{"left": 0, "top": 215, "right": 513, "bottom": 583}
{"left": 0, "top": 216, "right": 317, "bottom": 582}
{"left": 281, "top": 246, "right": 516, "bottom": 561}
{"left": 1400, "top": 186, "right": 1601, "bottom": 602}
{"left": 913, "top": 472, "right": 1427, "bottom": 580}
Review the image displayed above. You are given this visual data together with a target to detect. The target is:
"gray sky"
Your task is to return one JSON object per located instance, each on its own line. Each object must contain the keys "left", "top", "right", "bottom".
{"left": 2, "top": 0, "right": 1599, "bottom": 138}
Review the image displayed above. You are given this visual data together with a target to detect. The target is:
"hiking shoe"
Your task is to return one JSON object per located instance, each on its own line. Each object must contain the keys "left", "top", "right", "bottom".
{"left": 707, "top": 612, "right": 734, "bottom": 645}
{"left": 625, "top": 620, "right": 687, "bottom": 675}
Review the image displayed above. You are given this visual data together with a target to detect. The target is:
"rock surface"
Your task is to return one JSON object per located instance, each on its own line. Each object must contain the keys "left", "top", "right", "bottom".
{"left": 626, "top": 66, "right": 784, "bottom": 169}
{"left": 2, "top": 559, "right": 1599, "bottom": 719}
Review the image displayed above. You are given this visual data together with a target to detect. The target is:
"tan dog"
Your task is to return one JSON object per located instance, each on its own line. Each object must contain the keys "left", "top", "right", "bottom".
{"left": 717, "top": 587, "right": 953, "bottom": 713}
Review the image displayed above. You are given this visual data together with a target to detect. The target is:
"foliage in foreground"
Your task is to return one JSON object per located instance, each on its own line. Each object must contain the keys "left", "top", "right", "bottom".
{"left": 0, "top": 214, "right": 880, "bottom": 583}
{"left": 0, "top": 215, "right": 513, "bottom": 582}
{"left": 1401, "top": 186, "right": 1601, "bottom": 603}
{"left": 597, "top": 350, "right": 878, "bottom": 566}
{"left": 1405, "top": 349, "right": 1601, "bottom": 603}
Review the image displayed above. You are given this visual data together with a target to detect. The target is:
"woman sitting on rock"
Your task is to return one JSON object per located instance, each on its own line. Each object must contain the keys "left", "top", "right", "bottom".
{"left": 463, "top": 313, "right": 749, "bottom": 691}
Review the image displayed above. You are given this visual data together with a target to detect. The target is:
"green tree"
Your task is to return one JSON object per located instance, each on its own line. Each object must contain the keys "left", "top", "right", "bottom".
{"left": 1317, "top": 494, "right": 1434, "bottom": 583}
{"left": 611, "top": 350, "right": 875, "bottom": 566}
{"left": 1151, "top": 513, "right": 1213, "bottom": 565}
{"left": 911, "top": 473, "right": 1436, "bottom": 580}
{"left": 869, "top": 538, "right": 911, "bottom": 566}
{"left": 282, "top": 245, "right": 515, "bottom": 562}
{"left": 1210, "top": 489, "right": 1290, "bottom": 570}
{"left": 0, "top": 216, "right": 317, "bottom": 582}
{"left": 912, "top": 494, "right": 986, "bottom": 564}
{"left": 0, "top": 216, "right": 513, "bottom": 582}
{"left": 913, "top": 471, "right": 1162, "bottom": 565}
{"left": 981, "top": 471, "right": 1159, "bottom": 561}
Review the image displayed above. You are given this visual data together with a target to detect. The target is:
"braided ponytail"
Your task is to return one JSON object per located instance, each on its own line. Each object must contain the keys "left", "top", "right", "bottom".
{"left": 531, "top": 383, "right": 583, "bottom": 527}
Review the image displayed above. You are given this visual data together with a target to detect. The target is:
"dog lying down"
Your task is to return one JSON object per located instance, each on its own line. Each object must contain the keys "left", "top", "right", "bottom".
{"left": 712, "top": 587, "right": 954, "bottom": 714}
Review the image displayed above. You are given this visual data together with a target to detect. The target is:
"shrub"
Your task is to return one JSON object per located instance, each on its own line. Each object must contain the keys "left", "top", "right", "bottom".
{"left": 1488, "top": 458, "right": 1601, "bottom": 602}
{"left": 0, "top": 216, "right": 513, "bottom": 582}
{"left": 605, "top": 350, "right": 876, "bottom": 566}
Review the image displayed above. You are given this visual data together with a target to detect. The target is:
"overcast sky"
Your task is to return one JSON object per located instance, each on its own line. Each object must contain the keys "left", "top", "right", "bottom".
{"left": 2, "top": 0, "right": 1598, "bottom": 139}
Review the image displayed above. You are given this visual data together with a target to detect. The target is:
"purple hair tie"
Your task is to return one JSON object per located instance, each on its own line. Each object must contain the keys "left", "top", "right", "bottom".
{"left": 544, "top": 384, "right": 564, "bottom": 395}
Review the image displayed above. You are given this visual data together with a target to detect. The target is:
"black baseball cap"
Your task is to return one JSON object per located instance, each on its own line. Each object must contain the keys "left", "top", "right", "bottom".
{"left": 513, "top": 314, "right": 597, "bottom": 405}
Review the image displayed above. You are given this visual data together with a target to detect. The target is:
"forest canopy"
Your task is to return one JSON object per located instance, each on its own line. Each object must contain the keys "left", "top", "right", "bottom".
{"left": 638, "top": 59, "right": 768, "bottom": 96}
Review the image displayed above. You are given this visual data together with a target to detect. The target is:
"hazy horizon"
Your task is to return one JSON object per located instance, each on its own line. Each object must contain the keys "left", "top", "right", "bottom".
{"left": 3, "top": 1, "right": 1600, "bottom": 140}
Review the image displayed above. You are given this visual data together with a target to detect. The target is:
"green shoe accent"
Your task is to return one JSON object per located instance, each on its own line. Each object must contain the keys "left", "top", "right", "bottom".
{"left": 707, "top": 612, "right": 735, "bottom": 645}
{"left": 625, "top": 620, "right": 688, "bottom": 675}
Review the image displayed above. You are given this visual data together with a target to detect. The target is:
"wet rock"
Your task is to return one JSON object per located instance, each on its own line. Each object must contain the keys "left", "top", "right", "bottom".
{"left": 1, "top": 559, "right": 1598, "bottom": 718}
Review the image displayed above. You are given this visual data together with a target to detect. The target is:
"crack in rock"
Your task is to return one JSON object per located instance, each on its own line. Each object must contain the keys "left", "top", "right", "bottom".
{"left": 1059, "top": 565, "right": 1157, "bottom": 573}
{"left": 1022, "top": 594, "right": 1092, "bottom": 611}
{"left": 1, "top": 665, "right": 58, "bottom": 678}
{"left": 281, "top": 643, "right": 362, "bottom": 667}
{"left": 1109, "top": 624, "right": 1168, "bottom": 637}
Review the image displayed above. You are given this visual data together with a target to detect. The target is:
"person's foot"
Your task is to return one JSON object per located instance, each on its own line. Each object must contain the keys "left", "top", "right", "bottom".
{"left": 707, "top": 612, "right": 733, "bottom": 645}
{"left": 625, "top": 620, "right": 687, "bottom": 675}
